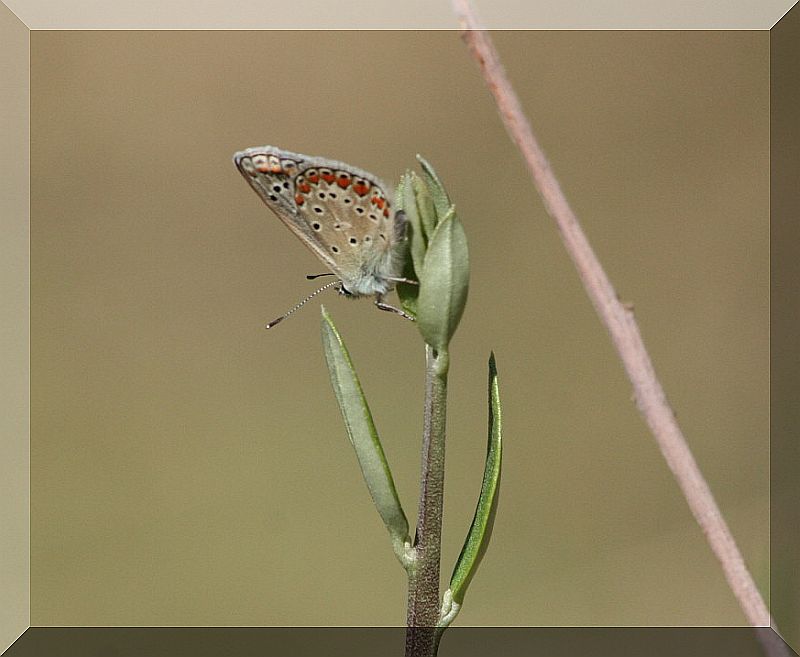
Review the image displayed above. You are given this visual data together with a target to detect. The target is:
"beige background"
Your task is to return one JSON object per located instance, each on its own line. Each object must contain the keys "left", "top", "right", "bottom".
{"left": 0, "top": 1, "right": 30, "bottom": 652}
{"left": 29, "top": 30, "right": 770, "bottom": 629}
{"left": 3, "top": 0, "right": 796, "bottom": 29}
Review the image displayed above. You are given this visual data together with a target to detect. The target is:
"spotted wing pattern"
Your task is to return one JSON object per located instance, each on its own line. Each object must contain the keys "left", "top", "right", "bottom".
{"left": 233, "top": 146, "right": 404, "bottom": 296}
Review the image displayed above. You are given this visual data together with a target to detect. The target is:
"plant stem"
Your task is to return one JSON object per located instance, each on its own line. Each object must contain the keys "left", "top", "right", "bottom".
{"left": 405, "top": 345, "right": 450, "bottom": 657}
{"left": 451, "top": 4, "right": 787, "bottom": 655}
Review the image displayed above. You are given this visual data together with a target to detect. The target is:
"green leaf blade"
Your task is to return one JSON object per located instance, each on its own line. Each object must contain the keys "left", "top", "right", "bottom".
{"left": 411, "top": 171, "right": 437, "bottom": 239}
{"left": 398, "top": 172, "right": 427, "bottom": 276}
{"left": 320, "top": 306, "right": 410, "bottom": 551}
{"left": 395, "top": 173, "right": 424, "bottom": 320}
{"left": 416, "top": 154, "right": 452, "bottom": 223}
{"left": 396, "top": 268, "right": 419, "bottom": 320}
{"left": 416, "top": 208, "right": 470, "bottom": 352}
{"left": 448, "top": 352, "right": 503, "bottom": 605}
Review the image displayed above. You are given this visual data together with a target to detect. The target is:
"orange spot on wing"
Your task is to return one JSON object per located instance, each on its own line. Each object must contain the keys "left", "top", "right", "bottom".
{"left": 295, "top": 194, "right": 305, "bottom": 205}
{"left": 353, "top": 182, "right": 369, "bottom": 196}
{"left": 298, "top": 181, "right": 311, "bottom": 193}
{"left": 321, "top": 171, "right": 335, "bottom": 184}
{"left": 337, "top": 175, "right": 351, "bottom": 189}
{"left": 383, "top": 208, "right": 389, "bottom": 218}
{"left": 307, "top": 171, "right": 320, "bottom": 183}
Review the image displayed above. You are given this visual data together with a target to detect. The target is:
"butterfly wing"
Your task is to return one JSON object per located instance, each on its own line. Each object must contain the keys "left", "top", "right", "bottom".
{"left": 233, "top": 147, "right": 338, "bottom": 273}
{"left": 234, "top": 146, "right": 404, "bottom": 296}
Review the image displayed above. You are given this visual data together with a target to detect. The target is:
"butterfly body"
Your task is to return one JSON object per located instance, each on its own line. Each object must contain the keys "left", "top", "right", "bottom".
{"left": 233, "top": 146, "right": 406, "bottom": 300}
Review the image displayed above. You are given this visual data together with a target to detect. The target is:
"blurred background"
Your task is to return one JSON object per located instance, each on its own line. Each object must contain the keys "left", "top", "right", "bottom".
{"left": 31, "top": 31, "right": 772, "bottom": 630}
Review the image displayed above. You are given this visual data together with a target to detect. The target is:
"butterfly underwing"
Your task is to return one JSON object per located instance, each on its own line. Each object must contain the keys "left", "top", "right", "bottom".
{"left": 233, "top": 146, "right": 412, "bottom": 327}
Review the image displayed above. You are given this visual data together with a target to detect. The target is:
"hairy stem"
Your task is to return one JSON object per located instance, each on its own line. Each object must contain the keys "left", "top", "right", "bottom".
{"left": 451, "top": 3, "right": 786, "bottom": 654}
{"left": 406, "top": 345, "right": 449, "bottom": 657}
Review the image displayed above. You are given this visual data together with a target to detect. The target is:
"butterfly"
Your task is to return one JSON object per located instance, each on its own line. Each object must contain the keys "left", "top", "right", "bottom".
{"left": 233, "top": 146, "right": 414, "bottom": 328}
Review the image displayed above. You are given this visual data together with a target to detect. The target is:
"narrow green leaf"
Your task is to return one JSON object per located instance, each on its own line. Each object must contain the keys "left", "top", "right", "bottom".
{"left": 396, "top": 263, "right": 419, "bottom": 320}
{"left": 448, "top": 352, "right": 503, "bottom": 605}
{"left": 395, "top": 174, "right": 422, "bottom": 319}
{"left": 411, "top": 171, "right": 437, "bottom": 239}
{"left": 416, "top": 207, "right": 470, "bottom": 351}
{"left": 394, "top": 171, "right": 406, "bottom": 202}
{"left": 320, "top": 306, "right": 410, "bottom": 552}
{"left": 398, "top": 173, "right": 426, "bottom": 275}
{"left": 417, "top": 155, "right": 452, "bottom": 223}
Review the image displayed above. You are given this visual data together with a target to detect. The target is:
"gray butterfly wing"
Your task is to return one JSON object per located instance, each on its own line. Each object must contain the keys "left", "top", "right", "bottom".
{"left": 234, "top": 146, "right": 404, "bottom": 296}
{"left": 233, "top": 148, "right": 338, "bottom": 273}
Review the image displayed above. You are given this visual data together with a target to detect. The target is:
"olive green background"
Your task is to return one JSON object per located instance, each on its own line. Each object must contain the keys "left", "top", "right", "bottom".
{"left": 0, "top": 1, "right": 30, "bottom": 650}
{"left": 771, "top": 6, "right": 800, "bottom": 652}
{"left": 30, "top": 30, "right": 770, "bottom": 628}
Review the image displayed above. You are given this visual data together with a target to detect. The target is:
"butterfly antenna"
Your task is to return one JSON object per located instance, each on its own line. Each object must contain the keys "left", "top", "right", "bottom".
{"left": 306, "top": 273, "right": 335, "bottom": 280}
{"left": 265, "top": 280, "right": 340, "bottom": 329}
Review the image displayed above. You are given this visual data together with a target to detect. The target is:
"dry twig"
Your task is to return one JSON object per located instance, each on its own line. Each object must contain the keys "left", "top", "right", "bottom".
{"left": 451, "top": 1, "right": 783, "bottom": 651}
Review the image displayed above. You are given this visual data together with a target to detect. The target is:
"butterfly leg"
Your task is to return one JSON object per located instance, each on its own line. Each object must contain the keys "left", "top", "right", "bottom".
{"left": 387, "top": 277, "right": 419, "bottom": 285}
{"left": 375, "top": 294, "right": 415, "bottom": 321}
